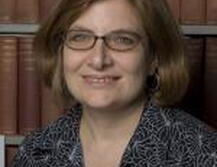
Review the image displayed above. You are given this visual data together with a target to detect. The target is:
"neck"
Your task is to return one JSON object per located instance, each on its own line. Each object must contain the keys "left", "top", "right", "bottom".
{"left": 80, "top": 99, "right": 146, "bottom": 143}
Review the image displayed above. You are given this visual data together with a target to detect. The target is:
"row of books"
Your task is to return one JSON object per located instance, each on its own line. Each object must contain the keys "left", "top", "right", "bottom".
{"left": 180, "top": 37, "right": 217, "bottom": 128}
{"left": 0, "top": 36, "right": 63, "bottom": 137}
{"left": 166, "top": 0, "right": 217, "bottom": 25}
{"left": 0, "top": 36, "right": 217, "bottom": 167}
{"left": 0, "top": 0, "right": 61, "bottom": 24}
{"left": 0, "top": 35, "right": 62, "bottom": 167}
{"left": 0, "top": 0, "right": 217, "bottom": 25}
{"left": 0, "top": 38, "right": 216, "bottom": 167}
{"left": 0, "top": 35, "right": 217, "bottom": 136}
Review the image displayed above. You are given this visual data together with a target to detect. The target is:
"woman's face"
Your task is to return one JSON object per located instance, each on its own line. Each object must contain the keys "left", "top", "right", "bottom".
{"left": 63, "top": 0, "right": 148, "bottom": 111}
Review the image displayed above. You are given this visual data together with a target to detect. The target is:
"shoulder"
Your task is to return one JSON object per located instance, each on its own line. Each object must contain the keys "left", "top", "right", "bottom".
{"left": 150, "top": 105, "right": 217, "bottom": 142}
{"left": 159, "top": 106, "right": 216, "bottom": 134}
{"left": 154, "top": 106, "right": 217, "bottom": 165}
{"left": 11, "top": 106, "right": 82, "bottom": 167}
{"left": 145, "top": 103, "right": 216, "bottom": 133}
{"left": 143, "top": 103, "right": 217, "bottom": 143}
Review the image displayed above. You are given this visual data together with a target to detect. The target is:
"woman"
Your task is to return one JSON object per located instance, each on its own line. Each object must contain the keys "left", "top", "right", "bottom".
{"left": 12, "top": 0, "right": 217, "bottom": 166}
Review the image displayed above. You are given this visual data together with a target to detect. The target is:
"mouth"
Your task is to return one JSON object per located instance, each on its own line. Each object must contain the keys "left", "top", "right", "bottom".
{"left": 82, "top": 75, "right": 121, "bottom": 87}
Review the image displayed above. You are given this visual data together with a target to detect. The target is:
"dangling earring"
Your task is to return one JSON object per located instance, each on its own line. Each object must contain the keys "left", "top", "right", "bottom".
{"left": 146, "top": 68, "right": 160, "bottom": 94}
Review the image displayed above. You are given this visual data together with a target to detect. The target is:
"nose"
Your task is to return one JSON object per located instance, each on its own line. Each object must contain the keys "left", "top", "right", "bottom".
{"left": 87, "top": 39, "right": 113, "bottom": 70}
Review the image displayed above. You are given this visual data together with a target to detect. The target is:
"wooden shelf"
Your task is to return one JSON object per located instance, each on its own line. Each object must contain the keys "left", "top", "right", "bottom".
{"left": 0, "top": 135, "right": 5, "bottom": 166}
{"left": 0, "top": 24, "right": 217, "bottom": 36}
{"left": 5, "top": 135, "right": 24, "bottom": 146}
{"left": 0, "top": 24, "right": 38, "bottom": 35}
{"left": 181, "top": 25, "right": 217, "bottom": 36}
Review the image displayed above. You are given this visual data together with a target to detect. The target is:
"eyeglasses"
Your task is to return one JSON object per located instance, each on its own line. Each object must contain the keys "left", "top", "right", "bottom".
{"left": 63, "top": 30, "right": 142, "bottom": 52}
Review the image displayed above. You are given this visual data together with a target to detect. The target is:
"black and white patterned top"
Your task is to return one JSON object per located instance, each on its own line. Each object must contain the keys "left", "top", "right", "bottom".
{"left": 12, "top": 103, "right": 217, "bottom": 167}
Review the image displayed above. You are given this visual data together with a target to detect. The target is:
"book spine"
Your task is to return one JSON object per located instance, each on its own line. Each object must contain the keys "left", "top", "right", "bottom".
{"left": 41, "top": 84, "right": 63, "bottom": 127}
{"left": 206, "top": 0, "right": 217, "bottom": 25}
{"left": 0, "top": 0, "right": 16, "bottom": 23}
{"left": 180, "top": 0, "right": 206, "bottom": 25}
{"left": 204, "top": 37, "right": 217, "bottom": 128}
{"left": 15, "top": 0, "right": 40, "bottom": 23}
{"left": 18, "top": 36, "right": 41, "bottom": 135}
{"left": 180, "top": 37, "right": 205, "bottom": 118}
{"left": 6, "top": 146, "right": 18, "bottom": 167}
{"left": 39, "top": 0, "right": 61, "bottom": 23}
{"left": 0, "top": 37, "right": 18, "bottom": 135}
{"left": 165, "top": 0, "right": 180, "bottom": 22}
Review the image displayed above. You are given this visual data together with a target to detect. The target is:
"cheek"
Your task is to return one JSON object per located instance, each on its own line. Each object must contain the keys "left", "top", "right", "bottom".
{"left": 63, "top": 48, "right": 74, "bottom": 71}
{"left": 63, "top": 47, "right": 85, "bottom": 74}
{"left": 118, "top": 49, "right": 147, "bottom": 77}
{"left": 63, "top": 49, "right": 80, "bottom": 89}
{"left": 120, "top": 50, "right": 147, "bottom": 89}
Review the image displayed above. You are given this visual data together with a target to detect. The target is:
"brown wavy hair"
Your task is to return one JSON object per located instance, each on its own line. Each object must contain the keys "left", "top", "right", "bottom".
{"left": 34, "top": 0, "right": 189, "bottom": 107}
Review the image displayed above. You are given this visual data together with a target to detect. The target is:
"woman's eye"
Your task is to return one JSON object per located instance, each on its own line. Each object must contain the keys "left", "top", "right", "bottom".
{"left": 115, "top": 36, "right": 134, "bottom": 45}
{"left": 69, "top": 34, "right": 90, "bottom": 42}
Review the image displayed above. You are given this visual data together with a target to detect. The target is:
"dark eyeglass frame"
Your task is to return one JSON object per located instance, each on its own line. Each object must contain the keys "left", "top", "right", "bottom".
{"left": 63, "top": 30, "right": 142, "bottom": 52}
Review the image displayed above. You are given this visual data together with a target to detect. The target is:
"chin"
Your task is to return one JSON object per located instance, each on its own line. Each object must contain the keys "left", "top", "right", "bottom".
{"left": 82, "top": 99, "right": 115, "bottom": 111}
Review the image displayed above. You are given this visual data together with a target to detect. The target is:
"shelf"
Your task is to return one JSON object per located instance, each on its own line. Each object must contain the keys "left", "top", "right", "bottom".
{"left": 181, "top": 25, "right": 217, "bottom": 36}
{"left": 0, "top": 24, "right": 39, "bottom": 35}
{"left": 0, "top": 136, "right": 5, "bottom": 166}
{"left": 0, "top": 24, "right": 217, "bottom": 36}
{"left": 5, "top": 135, "right": 24, "bottom": 146}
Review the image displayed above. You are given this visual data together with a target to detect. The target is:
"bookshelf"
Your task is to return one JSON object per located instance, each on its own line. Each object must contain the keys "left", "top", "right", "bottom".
{"left": 5, "top": 136, "right": 25, "bottom": 145}
{"left": 182, "top": 25, "right": 217, "bottom": 36}
{"left": 0, "top": 0, "right": 217, "bottom": 166}
{"left": 0, "top": 23, "right": 217, "bottom": 146}
{"left": 0, "top": 24, "right": 38, "bottom": 37}
{"left": 0, "top": 135, "right": 5, "bottom": 167}
{"left": 1, "top": 24, "right": 217, "bottom": 36}
{"left": 0, "top": 136, "right": 25, "bottom": 146}
{"left": 0, "top": 24, "right": 216, "bottom": 146}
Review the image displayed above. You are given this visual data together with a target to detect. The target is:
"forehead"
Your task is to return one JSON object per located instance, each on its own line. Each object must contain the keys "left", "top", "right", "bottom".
{"left": 70, "top": 0, "right": 143, "bottom": 34}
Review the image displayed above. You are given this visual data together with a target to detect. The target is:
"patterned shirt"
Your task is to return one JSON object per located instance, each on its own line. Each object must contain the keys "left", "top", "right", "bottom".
{"left": 12, "top": 103, "right": 217, "bottom": 167}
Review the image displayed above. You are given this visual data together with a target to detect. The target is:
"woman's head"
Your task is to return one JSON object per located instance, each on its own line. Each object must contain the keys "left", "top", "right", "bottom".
{"left": 35, "top": 0, "right": 189, "bottom": 108}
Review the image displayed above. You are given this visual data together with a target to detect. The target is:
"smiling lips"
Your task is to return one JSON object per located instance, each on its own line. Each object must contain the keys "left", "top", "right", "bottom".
{"left": 83, "top": 75, "right": 120, "bottom": 87}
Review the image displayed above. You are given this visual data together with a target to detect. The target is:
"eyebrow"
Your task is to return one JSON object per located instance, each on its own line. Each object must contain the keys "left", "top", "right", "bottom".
{"left": 69, "top": 25, "right": 144, "bottom": 35}
{"left": 69, "top": 25, "right": 94, "bottom": 33}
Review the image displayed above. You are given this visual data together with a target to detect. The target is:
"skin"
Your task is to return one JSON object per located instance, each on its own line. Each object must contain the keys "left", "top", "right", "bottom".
{"left": 63, "top": 0, "right": 148, "bottom": 114}
{"left": 62, "top": 0, "right": 149, "bottom": 166}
